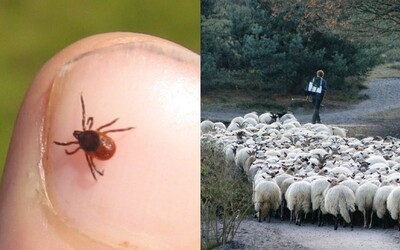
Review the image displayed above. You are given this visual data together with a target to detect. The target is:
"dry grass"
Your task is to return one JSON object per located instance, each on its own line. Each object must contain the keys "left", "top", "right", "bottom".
{"left": 365, "top": 63, "right": 400, "bottom": 81}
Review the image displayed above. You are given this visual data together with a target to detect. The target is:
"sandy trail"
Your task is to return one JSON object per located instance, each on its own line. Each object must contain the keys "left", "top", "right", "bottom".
{"left": 202, "top": 78, "right": 400, "bottom": 126}
{"left": 215, "top": 218, "right": 400, "bottom": 250}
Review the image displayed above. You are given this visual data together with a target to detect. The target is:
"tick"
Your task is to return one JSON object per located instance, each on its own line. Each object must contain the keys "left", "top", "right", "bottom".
{"left": 54, "top": 94, "right": 134, "bottom": 181}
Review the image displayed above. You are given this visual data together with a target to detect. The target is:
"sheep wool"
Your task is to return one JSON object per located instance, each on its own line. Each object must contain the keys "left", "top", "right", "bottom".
{"left": 355, "top": 181, "right": 378, "bottom": 228}
{"left": 285, "top": 180, "right": 311, "bottom": 226}
{"left": 324, "top": 179, "right": 356, "bottom": 230}
{"left": 387, "top": 186, "right": 400, "bottom": 230}
{"left": 254, "top": 180, "right": 282, "bottom": 222}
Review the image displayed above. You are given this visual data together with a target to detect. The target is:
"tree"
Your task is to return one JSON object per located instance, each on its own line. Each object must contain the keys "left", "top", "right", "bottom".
{"left": 352, "top": 0, "right": 400, "bottom": 34}
{"left": 201, "top": 0, "right": 382, "bottom": 94}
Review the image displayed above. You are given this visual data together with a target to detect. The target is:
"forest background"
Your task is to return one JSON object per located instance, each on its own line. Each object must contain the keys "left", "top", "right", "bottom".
{"left": 201, "top": 0, "right": 400, "bottom": 110}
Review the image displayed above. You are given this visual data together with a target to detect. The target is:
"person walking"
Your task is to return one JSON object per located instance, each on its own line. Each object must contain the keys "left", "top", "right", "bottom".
{"left": 310, "top": 70, "right": 327, "bottom": 124}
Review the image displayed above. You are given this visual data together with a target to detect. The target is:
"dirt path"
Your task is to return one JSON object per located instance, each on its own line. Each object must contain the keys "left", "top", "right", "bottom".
{"left": 294, "top": 77, "right": 400, "bottom": 125}
{"left": 202, "top": 78, "right": 400, "bottom": 126}
{"left": 216, "top": 218, "right": 400, "bottom": 250}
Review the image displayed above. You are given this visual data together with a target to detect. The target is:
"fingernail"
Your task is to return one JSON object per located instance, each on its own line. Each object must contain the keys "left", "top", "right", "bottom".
{"left": 44, "top": 40, "right": 200, "bottom": 248}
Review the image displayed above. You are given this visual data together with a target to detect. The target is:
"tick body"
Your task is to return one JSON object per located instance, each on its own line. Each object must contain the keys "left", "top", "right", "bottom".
{"left": 54, "top": 95, "right": 134, "bottom": 181}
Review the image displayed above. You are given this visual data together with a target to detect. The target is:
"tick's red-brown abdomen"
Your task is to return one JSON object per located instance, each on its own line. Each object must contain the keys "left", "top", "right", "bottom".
{"left": 89, "top": 132, "right": 116, "bottom": 160}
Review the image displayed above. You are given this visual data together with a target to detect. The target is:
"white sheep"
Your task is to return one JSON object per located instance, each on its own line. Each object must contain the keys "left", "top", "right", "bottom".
{"left": 231, "top": 116, "right": 244, "bottom": 126}
{"left": 283, "top": 119, "right": 301, "bottom": 128}
{"left": 244, "top": 112, "right": 259, "bottom": 123}
{"left": 274, "top": 166, "right": 296, "bottom": 187}
{"left": 285, "top": 180, "right": 311, "bottom": 226}
{"left": 366, "top": 155, "right": 388, "bottom": 166}
{"left": 279, "top": 176, "right": 299, "bottom": 221}
{"left": 224, "top": 144, "right": 237, "bottom": 167}
{"left": 331, "top": 126, "right": 347, "bottom": 138}
{"left": 282, "top": 123, "right": 297, "bottom": 131}
{"left": 235, "top": 147, "right": 254, "bottom": 171}
{"left": 324, "top": 178, "right": 356, "bottom": 230}
{"left": 200, "top": 120, "right": 214, "bottom": 134}
{"left": 340, "top": 179, "right": 359, "bottom": 195}
{"left": 387, "top": 186, "right": 400, "bottom": 230}
{"left": 373, "top": 180, "right": 399, "bottom": 229}
{"left": 248, "top": 160, "right": 270, "bottom": 182}
{"left": 330, "top": 166, "right": 352, "bottom": 177}
{"left": 253, "top": 172, "right": 276, "bottom": 191}
{"left": 259, "top": 112, "right": 277, "bottom": 124}
{"left": 243, "top": 151, "right": 257, "bottom": 174}
{"left": 279, "top": 113, "right": 296, "bottom": 123}
{"left": 214, "top": 122, "right": 226, "bottom": 131}
{"left": 244, "top": 117, "right": 258, "bottom": 127}
{"left": 310, "top": 178, "right": 330, "bottom": 226}
{"left": 311, "top": 124, "right": 332, "bottom": 135}
{"left": 368, "top": 162, "right": 389, "bottom": 174}
{"left": 254, "top": 180, "right": 282, "bottom": 222}
{"left": 355, "top": 181, "right": 378, "bottom": 228}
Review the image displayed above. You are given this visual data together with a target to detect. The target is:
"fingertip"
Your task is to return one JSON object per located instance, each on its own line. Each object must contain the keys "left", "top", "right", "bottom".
{"left": 0, "top": 33, "right": 200, "bottom": 249}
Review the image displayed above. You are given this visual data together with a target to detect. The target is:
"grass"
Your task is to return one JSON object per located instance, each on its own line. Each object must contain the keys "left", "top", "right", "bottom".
{"left": 365, "top": 62, "right": 400, "bottom": 81}
{"left": 358, "top": 108, "right": 400, "bottom": 138}
{"left": 202, "top": 88, "right": 354, "bottom": 115}
{"left": 0, "top": 0, "right": 199, "bottom": 181}
{"left": 202, "top": 89, "right": 289, "bottom": 114}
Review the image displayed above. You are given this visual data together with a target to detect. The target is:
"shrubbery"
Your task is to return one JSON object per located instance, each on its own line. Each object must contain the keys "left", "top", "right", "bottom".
{"left": 201, "top": 139, "right": 253, "bottom": 249}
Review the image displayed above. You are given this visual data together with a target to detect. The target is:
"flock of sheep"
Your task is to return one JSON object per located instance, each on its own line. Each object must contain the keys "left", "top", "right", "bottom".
{"left": 201, "top": 112, "right": 400, "bottom": 230}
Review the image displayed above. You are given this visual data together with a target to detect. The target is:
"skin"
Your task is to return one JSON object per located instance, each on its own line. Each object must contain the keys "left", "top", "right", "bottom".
{"left": 0, "top": 33, "right": 200, "bottom": 249}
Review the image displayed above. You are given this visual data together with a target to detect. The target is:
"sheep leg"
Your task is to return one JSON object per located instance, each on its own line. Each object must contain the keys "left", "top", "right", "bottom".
{"left": 317, "top": 209, "right": 322, "bottom": 227}
{"left": 350, "top": 210, "right": 354, "bottom": 231}
{"left": 296, "top": 211, "right": 302, "bottom": 226}
{"left": 299, "top": 211, "right": 303, "bottom": 226}
{"left": 398, "top": 217, "right": 400, "bottom": 231}
{"left": 334, "top": 216, "right": 338, "bottom": 230}
{"left": 317, "top": 210, "right": 321, "bottom": 226}
{"left": 258, "top": 209, "right": 262, "bottom": 223}
{"left": 363, "top": 210, "right": 367, "bottom": 228}
{"left": 311, "top": 210, "right": 315, "bottom": 224}
{"left": 383, "top": 213, "right": 387, "bottom": 229}
{"left": 280, "top": 199, "right": 285, "bottom": 221}
{"left": 369, "top": 210, "right": 373, "bottom": 229}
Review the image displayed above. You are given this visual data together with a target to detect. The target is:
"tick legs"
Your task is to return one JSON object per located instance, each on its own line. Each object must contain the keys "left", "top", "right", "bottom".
{"left": 87, "top": 117, "right": 94, "bottom": 130}
{"left": 97, "top": 118, "right": 135, "bottom": 133}
{"left": 85, "top": 153, "right": 104, "bottom": 181}
{"left": 54, "top": 141, "right": 81, "bottom": 155}
{"left": 65, "top": 146, "right": 81, "bottom": 155}
{"left": 103, "top": 126, "right": 135, "bottom": 134}
{"left": 80, "top": 94, "right": 87, "bottom": 130}
{"left": 97, "top": 118, "right": 119, "bottom": 131}
{"left": 98, "top": 118, "right": 135, "bottom": 134}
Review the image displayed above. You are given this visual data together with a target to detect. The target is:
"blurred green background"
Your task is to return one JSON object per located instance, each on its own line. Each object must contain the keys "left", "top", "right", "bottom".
{"left": 0, "top": 0, "right": 200, "bottom": 179}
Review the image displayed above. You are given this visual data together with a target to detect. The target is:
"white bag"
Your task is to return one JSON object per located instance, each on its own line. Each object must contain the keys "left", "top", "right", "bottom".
{"left": 307, "top": 78, "right": 323, "bottom": 94}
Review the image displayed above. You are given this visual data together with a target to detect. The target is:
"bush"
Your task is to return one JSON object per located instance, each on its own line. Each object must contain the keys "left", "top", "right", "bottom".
{"left": 201, "top": 139, "right": 253, "bottom": 249}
